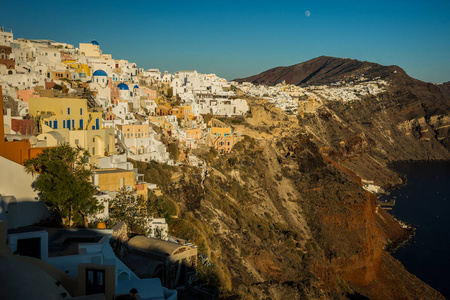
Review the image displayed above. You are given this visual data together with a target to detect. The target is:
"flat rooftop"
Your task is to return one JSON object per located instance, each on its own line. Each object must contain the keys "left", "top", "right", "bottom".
{"left": 92, "top": 168, "right": 133, "bottom": 174}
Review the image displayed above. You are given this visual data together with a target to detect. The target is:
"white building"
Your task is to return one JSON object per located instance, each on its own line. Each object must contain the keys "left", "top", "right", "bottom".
{"left": 4, "top": 225, "right": 177, "bottom": 300}
{"left": 0, "top": 27, "right": 13, "bottom": 46}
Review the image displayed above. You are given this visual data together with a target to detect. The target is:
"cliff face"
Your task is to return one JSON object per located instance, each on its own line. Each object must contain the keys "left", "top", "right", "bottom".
{"left": 135, "top": 58, "right": 449, "bottom": 299}
{"left": 300, "top": 78, "right": 450, "bottom": 189}
{"left": 134, "top": 100, "right": 444, "bottom": 299}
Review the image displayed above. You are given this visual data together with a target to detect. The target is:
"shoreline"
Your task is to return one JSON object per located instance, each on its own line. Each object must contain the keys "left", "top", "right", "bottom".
{"left": 378, "top": 160, "right": 450, "bottom": 253}
{"left": 384, "top": 218, "right": 416, "bottom": 254}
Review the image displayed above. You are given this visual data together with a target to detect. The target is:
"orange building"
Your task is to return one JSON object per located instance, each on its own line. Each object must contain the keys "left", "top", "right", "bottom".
{"left": 0, "top": 87, "right": 46, "bottom": 165}
{"left": 143, "top": 87, "right": 157, "bottom": 100}
{"left": 213, "top": 136, "right": 234, "bottom": 154}
{"left": 155, "top": 104, "right": 172, "bottom": 116}
{"left": 185, "top": 128, "right": 202, "bottom": 140}
{"left": 16, "top": 89, "right": 39, "bottom": 103}
{"left": 172, "top": 105, "right": 193, "bottom": 120}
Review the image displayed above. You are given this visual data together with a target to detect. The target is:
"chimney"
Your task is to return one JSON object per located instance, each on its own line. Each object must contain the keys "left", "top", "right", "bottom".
{"left": 0, "top": 86, "right": 4, "bottom": 145}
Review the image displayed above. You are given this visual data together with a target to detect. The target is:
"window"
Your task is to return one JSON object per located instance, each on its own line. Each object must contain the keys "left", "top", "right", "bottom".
{"left": 80, "top": 119, "right": 83, "bottom": 129}
{"left": 80, "top": 108, "right": 83, "bottom": 115}
{"left": 75, "top": 139, "right": 79, "bottom": 145}
{"left": 63, "top": 120, "right": 66, "bottom": 128}
{"left": 67, "top": 107, "right": 70, "bottom": 115}
{"left": 54, "top": 120, "right": 58, "bottom": 129}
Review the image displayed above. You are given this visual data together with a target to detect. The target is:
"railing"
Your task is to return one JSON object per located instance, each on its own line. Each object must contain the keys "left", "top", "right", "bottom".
{"left": 0, "top": 27, "right": 13, "bottom": 33}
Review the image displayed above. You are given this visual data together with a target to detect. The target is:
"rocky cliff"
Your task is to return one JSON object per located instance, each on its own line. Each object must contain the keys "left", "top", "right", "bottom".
{"left": 238, "top": 56, "right": 450, "bottom": 188}
{"left": 134, "top": 58, "right": 449, "bottom": 299}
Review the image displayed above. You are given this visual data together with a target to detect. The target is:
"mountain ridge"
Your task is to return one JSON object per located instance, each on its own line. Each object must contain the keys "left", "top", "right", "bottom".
{"left": 234, "top": 56, "right": 417, "bottom": 87}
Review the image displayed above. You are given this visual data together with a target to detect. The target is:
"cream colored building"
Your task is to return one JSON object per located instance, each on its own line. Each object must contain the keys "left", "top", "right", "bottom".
{"left": 79, "top": 41, "right": 102, "bottom": 58}
{"left": 29, "top": 97, "right": 115, "bottom": 159}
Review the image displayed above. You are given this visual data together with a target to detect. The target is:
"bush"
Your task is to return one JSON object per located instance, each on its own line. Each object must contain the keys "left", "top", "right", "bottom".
{"left": 53, "top": 83, "right": 63, "bottom": 91}
{"left": 168, "top": 143, "right": 179, "bottom": 161}
{"left": 161, "top": 198, "right": 179, "bottom": 216}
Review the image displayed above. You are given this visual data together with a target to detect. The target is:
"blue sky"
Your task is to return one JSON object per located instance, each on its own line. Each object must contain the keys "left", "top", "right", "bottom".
{"left": 2, "top": 0, "right": 450, "bottom": 82}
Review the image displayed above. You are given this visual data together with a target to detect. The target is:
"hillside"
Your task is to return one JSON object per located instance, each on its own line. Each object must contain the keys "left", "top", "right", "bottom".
{"left": 235, "top": 56, "right": 424, "bottom": 88}
{"left": 132, "top": 102, "right": 448, "bottom": 299}
{"left": 129, "top": 58, "right": 450, "bottom": 299}
{"left": 438, "top": 81, "right": 450, "bottom": 99}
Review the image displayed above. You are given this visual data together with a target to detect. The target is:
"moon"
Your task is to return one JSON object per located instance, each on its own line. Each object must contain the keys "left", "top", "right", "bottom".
{"left": 305, "top": 10, "right": 311, "bottom": 17}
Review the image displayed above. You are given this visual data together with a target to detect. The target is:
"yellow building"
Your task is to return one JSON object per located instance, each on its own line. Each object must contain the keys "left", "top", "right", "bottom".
{"left": 209, "top": 127, "right": 232, "bottom": 137}
{"left": 93, "top": 168, "right": 134, "bottom": 191}
{"left": 29, "top": 97, "right": 115, "bottom": 159}
{"left": 92, "top": 168, "right": 148, "bottom": 199}
{"left": 149, "top": 116, "right": 166, "bottom": 124}
{"left": 63, "top": 60, "right": 91, "bottom": 76}
{"left": 116, "top": 124, "right": 149, "bottom": 139}
{"left": 48, "top": 70, "right": 73, "bottom": 81}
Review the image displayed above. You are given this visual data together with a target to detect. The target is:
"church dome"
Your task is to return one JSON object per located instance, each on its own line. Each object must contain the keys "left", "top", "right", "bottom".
{"left": 118, "top": 83, "right": 129, "bottom": 90}
{"left": 93, "top": 70, "right": 107, "bottom": 76}
{"left": 91, "top": 40, "right": 99, "bottom": 45}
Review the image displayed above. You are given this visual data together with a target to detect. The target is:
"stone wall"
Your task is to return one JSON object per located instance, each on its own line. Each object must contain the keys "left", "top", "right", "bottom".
{"left": 110, "top": 222, "right": 129, "bottom": 259}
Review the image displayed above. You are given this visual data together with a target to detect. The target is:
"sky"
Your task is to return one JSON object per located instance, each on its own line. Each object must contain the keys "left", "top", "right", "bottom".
{"left": 2, "top": 0, "right": 450, "bottom": 83}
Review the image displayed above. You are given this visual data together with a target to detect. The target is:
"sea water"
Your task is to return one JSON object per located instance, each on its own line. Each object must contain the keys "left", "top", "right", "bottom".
{"left": 382, "top": 161, "right": 450, "bottom": 298}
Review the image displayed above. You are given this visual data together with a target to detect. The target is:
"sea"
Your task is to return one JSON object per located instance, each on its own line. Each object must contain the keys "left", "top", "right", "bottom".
{"left": 380, "top": 161, "right": 450, "bottom": 298}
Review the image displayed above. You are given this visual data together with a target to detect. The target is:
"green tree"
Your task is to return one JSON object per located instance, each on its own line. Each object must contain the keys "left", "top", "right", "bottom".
{"left": 24, "top": 144, "right": 100, "bottom": 227}
{"left": 109, "top": 189, "right": 151, "bottom": 234}
{"left": 167, "top": 142, "right": 179, "bottom": 161}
